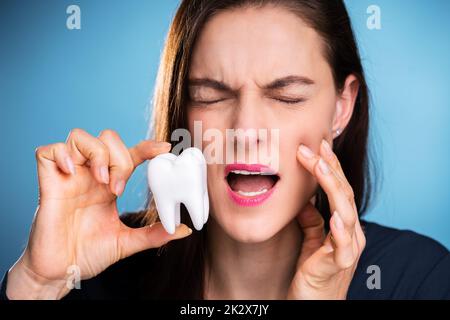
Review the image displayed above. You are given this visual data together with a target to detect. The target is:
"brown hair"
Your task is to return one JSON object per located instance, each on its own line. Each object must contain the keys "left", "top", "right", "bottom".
{"left": 138, "top": 0, "right": 377, "bottom": 299}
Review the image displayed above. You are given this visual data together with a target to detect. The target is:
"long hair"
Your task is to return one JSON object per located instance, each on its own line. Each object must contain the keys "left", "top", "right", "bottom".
{"left": 138, "top": 0, "right": 377, "bottom": 299}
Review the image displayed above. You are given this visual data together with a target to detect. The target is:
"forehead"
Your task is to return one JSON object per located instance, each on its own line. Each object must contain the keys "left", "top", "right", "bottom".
{"left": 189, "top": 5, "right": 332, "bottom": 87}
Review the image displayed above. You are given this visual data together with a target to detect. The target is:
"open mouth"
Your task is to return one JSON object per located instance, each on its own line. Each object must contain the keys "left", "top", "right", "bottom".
{"left": 225, "top": 164, "right": 280, "bottom": 206}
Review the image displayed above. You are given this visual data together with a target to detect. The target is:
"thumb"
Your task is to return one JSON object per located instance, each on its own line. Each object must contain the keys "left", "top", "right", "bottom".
{"left": 118, "top": 222, "right": 192, "bottom": 259}
{"left": 297, "top": 201, "right": 325, "bottom": 246}
{"left": 296, "top": 201, "right": 325, "bottom": 266}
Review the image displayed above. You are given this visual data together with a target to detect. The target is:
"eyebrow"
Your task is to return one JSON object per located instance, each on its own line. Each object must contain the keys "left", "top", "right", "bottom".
{"left": 188, "top": 78, "right": 232, "bottom": 92}
{"left": 188, "top": 75, "right": 315, "bottom": 92}
{"left": 264, "top": 75, "right": 315, "bottom": 90}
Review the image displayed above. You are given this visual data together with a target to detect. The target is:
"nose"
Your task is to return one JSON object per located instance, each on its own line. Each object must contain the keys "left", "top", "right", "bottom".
{"left": 229, "top": 91, "right": 270, "bottom": 159}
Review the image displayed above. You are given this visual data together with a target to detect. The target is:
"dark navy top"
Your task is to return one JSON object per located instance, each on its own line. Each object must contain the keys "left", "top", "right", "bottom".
{"left": 1, "top": 220, "right": 449, "bottom": 300}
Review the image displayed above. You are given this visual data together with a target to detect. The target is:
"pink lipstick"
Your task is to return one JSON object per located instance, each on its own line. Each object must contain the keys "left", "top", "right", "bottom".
{"left": 225, "top": 163, "right": 279, "bottom": 207}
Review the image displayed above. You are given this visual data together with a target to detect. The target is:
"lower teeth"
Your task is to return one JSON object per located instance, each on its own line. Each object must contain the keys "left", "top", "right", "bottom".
{"left": 237, "top": 189, "right": 268, "bottom": 197}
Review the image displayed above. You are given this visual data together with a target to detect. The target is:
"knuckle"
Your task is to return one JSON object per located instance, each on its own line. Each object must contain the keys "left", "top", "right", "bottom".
{"left": 346, "top": 187, "right": 355, "bottom": 201}
{"left": 347, "top": 214, "right": 357, "bottom": 228}
{"left": 331, "top": 156, "right": 341, "bottom": 170}
{"left": 53, "top": 142, "right": 67, "bottom": 152}
{"left": 117, "top": 158, "right": 134, "bottom": 176}
{"left": 339, "top": 257, "right": 355, "bottom": 270}
{"left": 99, "top": 129, "right": 119, "bottom": 139}
{"left": 34, "top": 145, "right": 44, "bottom": 157}
{"left": 359, "top": 234, "right": 367, "bottom": 251}
{"left": 341, "top": 234, "right": 353, "bottom": 247}
{"left": 332, "top": 175, "right": 343, "bottom": 191}
{"left": 92, "top": 144, "right": 109, "bottom": 158}
{"left": 124, "top": 160, "right": 134, "bottom": 174}
{"left": 347, "top": 194, "right": 355, "bottom": 206}
{"left": 68, "top": 127, "right": 86, "bottom": 138}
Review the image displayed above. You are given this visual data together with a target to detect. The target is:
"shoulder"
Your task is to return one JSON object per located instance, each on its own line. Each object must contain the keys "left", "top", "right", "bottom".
{"left": 348, "top": 220, "right": 450, "bottom": 299}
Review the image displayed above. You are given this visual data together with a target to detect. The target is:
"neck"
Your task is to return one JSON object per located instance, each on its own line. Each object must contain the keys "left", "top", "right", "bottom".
{"left": 204, "top": 218, "right": 302, "bottom": 299}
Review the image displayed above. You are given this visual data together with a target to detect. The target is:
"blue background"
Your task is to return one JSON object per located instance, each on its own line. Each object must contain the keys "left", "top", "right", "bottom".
{"left": 0, "top": 0, "right": 449, "bottom": 276}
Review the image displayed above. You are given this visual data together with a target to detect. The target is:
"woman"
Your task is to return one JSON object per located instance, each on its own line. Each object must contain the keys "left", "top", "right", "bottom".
{"left": 2, "top": 0, "right": 449, "bottom": 300}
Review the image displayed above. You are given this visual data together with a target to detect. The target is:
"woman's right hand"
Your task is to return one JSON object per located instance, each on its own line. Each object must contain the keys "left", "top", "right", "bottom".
{"left": 6, "top": 128, "right": 192, "bottom": 300}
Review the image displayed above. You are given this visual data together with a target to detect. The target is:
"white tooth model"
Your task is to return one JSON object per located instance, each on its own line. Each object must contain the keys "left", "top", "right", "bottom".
{"left": 147, "top": 147, "right": 209, "bottom": 234}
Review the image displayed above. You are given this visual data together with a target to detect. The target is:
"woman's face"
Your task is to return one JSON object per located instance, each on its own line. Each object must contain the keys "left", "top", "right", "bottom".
{"left": 187, "top": 6, "right": 345, "bottom": 243}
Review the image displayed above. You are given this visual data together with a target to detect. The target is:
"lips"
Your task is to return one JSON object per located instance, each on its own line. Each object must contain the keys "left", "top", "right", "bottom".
{"left": 225, "top": 163, "right": 279, "bottom": 206}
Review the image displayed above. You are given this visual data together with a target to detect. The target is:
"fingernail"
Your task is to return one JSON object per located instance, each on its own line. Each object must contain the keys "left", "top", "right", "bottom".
{"left": 318, "top": 158, "right": 330, "bottom": 175}
{"left": 333, "top": 210, "right": 345, "bottom": 231}
{"left": 321, "top": 139, "right": 333, "bottom": 157}
{"left": 65, "top": 157, "right": 75, "bottom": 175}
{"left": 298, "top": 144, "right": 314, "bottom": 159}
{"left": 174, "top": 224, "right": 193, "bottom": 238}
{"left": 99, "top": 166, "right": 109, "bottom": 184}
{"left": 114, "top": 180, "right": 125, "bottom": 196}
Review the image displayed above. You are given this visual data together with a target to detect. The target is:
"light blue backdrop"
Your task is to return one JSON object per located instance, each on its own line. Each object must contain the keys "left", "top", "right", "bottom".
{"left": 1, "top": 0, "right": 449, "bottom": 277}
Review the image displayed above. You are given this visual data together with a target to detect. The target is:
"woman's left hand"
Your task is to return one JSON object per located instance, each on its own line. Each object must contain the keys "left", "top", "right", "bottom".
{"left": 287, "top": 139, "right": 366, "bottom": 300}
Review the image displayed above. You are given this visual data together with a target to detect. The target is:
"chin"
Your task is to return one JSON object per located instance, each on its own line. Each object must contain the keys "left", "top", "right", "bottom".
{"left": 211, "top": 210, "right": 288, "bottom": 244}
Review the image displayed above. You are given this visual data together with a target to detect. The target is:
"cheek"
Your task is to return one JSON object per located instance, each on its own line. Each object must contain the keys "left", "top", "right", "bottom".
{"left": 187, "top": 108, "right": 227, "bottom": 144}
{"left": 279, "top": 100, "right": 336, "bottom": 154}
{"left": 279, "top": 116, "right": 327, "bottom": 158}
{"left": 187, "top": 108, "right": 203, "bottom": 134}
{"left": 276, "top": 102, "right": 335, "bottom": 203}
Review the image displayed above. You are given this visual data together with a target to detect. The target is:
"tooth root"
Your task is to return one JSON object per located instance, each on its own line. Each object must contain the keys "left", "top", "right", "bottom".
{"left": 184, "top": 194, "right": 204, "bottom": 231}
{"left": 156, "top": 201, "right": 177, "bottom": 235}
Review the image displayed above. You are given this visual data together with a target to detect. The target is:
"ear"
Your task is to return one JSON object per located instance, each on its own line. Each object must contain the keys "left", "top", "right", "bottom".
{"left": 332, "top": 74, "right": 360, "bottom": 138}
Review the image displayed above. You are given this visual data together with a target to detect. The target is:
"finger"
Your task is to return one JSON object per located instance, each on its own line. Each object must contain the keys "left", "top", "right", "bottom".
{"left": 296, "top": 202, "right": 325, "bottom": 265}
{"left": 318, "top": 140, "right": 360, "bottom": 234}
{"left": 330, "top": 210, "right": 356, "bottom": 269}
{"left": 319, "top": 139, "right": 346, "bottom": 182}
{"left": 297, "top": 202, "right": 325, "bottom": 245}
{"left": 128, "top": 140, "right": 172, "bottom": 168}
{"left": 98, "top": 130, "right": 134, "bottom": 197}
{"left": 297, "top": 144, "right": 356, "bottom": 234}
{"left": 299, "top": 243, "right": 337, "bottom": 281}
{"left": 118, "top": 222, "right": 192, "bottom": 259}
{"left": 36, "top": 143, "right": 75, "bottom": 175}
{"left": 329, "top": 217, "right": 365, "bottom": 265}
{"left": 65, "top": 128, "right": 110, "bottom": 184}
{"left": 319, "top": 139, "right": 355, "bottom": 206}
{"left": 300, "top": 229, "right": 351, "bottom": 279}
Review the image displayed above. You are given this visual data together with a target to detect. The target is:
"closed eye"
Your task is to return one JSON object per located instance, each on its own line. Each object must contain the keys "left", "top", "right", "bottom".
{"left": 273, "top": 98, "right": 305, "bottom": 105}
{"left": 192, "top": 98, "right": 228, "bottom": 105}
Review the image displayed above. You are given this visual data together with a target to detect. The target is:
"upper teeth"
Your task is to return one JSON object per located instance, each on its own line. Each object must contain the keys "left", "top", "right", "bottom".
{"left": 230, "top": 170, "right": 261, "bottom": 175}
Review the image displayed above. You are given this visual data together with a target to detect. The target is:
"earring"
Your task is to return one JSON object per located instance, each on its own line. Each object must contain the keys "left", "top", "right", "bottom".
{"left": 334, "top": 128, "right": 342, "bottom": 137}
